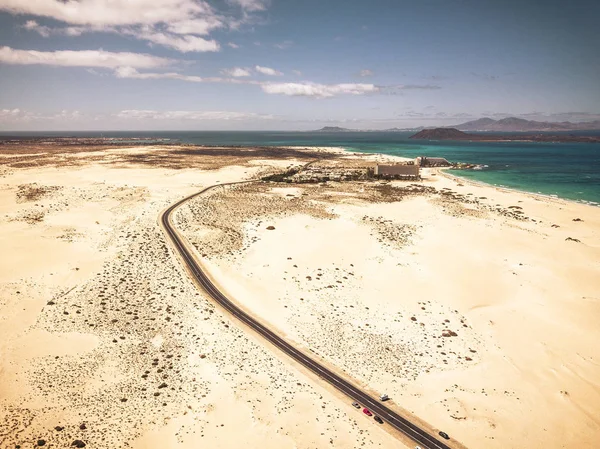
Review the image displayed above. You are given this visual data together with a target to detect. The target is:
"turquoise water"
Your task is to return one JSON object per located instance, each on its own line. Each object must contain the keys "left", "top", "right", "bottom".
{"left": 2, "top": 131, "right": 599, "bottom": 205}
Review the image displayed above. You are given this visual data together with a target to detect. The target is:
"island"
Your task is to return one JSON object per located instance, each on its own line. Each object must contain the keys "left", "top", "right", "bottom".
{"left": 314, "top": 126, "right": 353, "bottom": 132}
{"left": 410, "top": 128, "right": 600, "bottom": 143}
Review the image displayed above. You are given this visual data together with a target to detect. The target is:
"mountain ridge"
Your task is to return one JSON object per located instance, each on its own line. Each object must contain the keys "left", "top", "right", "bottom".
{"left": 410, "top": 128, "right": 600, "bottom": 143}
{"left": 456, "top": 117, "right": 600, "bottom": 132}
{"left": 313, "top": 117, "right": 600, "bottom": 133}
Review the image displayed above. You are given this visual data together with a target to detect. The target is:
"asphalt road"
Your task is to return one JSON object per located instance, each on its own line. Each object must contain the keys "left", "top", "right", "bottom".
{"left": 161, "top": 182, "right": 454, "bottom": 449}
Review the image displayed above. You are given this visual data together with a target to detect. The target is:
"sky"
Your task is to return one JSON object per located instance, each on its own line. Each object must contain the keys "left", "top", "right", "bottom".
{"left": 0, "top": 0, "right": 599, "bottom": 131}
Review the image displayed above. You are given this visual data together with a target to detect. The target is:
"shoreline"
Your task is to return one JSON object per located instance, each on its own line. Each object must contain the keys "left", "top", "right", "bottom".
{"left": 440, "top": 169, "right": 600, "bottom": 208}
{"left": 294, "top": 145, "right": 600, "bottom": 209}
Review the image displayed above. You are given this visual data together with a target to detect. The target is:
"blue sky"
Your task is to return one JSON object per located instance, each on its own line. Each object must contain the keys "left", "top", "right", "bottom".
{"left": 0, "top": 0, "right": 599, "bottom": 130}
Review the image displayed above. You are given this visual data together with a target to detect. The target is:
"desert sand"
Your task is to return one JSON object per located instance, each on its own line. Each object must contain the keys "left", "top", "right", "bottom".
{"left": 1, "top": 143, "right": 599, "bottom": 449}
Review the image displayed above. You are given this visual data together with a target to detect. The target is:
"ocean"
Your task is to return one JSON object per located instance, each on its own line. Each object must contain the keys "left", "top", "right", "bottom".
{"left": 2, "top": 130, "right": 599, "bottom": 205}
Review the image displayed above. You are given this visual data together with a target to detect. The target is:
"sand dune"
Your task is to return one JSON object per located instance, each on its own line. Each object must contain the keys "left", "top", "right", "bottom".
{"left": 1, "top": 145, "right": 599, "bottom": 448}
{"left": 0, "top": 146, "right": 402, "bottom": 449}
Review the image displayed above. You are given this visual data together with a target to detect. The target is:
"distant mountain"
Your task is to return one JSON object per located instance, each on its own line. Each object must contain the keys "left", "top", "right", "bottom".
{"left": 455, "top": 118, "right": 496, "bottom": 130}
{"left": 313, "top": 126, "right": 426, "bottom": 132}
{"left": 314, "top": 119, "right": 600, "bottom": 133}
{"left": 410, "top": 128, "right": 600, "bottom": 143}
{"left": 410, "top": 128, "right": 470, "bottom": 140}
{"left": 314, "top": 126, "right": 353, "bottom": 132}
{"left": 456, "top": 117, "right": 600, "bottom": 132}
{"left": 383, "top": 126, "right": 425, "bottom": 132}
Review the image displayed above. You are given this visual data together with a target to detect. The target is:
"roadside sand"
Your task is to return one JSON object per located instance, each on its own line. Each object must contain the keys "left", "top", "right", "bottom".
{"left": 0, "top": 146, "right": 403, "bottom": 449}
{"left": 177, "top": 158, "right": 600, "bottom": 449}
{"left": 2, "top": 144, "right": 599, "bottom": 449}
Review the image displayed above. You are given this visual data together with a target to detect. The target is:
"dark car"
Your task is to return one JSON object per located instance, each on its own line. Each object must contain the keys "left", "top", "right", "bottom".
{"left": 374, "top": 416, "right": 384, "bottom": 424}
{"left": 439, "top": 431, "right": 450, "bottom": 440}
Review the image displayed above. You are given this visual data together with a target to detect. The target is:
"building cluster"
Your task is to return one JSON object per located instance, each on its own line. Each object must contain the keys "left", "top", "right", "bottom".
{"left": 374, "top": 164, "right": 420, "bottom": 179}
{"left": 266, "top": 155, "right": 457, "bottom": 184}
{"left": 289, "top": 166, "right": 372, "bottom": 183}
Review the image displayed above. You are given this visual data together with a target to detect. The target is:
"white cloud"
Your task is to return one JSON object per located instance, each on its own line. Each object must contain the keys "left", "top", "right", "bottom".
{"left": 23, "top": 20, "right": 50, "bottom": 37}
{"left": 0, "top": 0, "right": 216, "bottom": 27}
{"left": 227, "top": 42, "right": 240, "bottom": 49}
{"left": 64, "top": 27, "right": 86, "bottom": 37}
{"left": 0, "top": 108, "right": 273, "bottom": 128}
{"left": 0, "top": 108, "right": 22, "bottom": 118}
{"left": 274, "top": 40, "right": 293, "bottom": 50}
{"left": 129, "top": 30, "right": 219, "bottom": 52}
{"left": 0, "top": 46, "right": 173, "bottom": 69}
{"left": 22, "top": 20, "right": 219, "bottom": 53}
{"left": 116, "top": 109, "right": 273, "bottom": 120}
{"left": 220, "top": 67, "right": 251, "bottom": 77}
{"left": 292, "top": 70, "right": 302, "bottom": 76}
{"left": 23, "top": 20, "right": 85, "bottom": 37}
{"left": 359, "top": 69, "right": 374, "bottom": 77}
{"left": 166, "top": 18, "right": 223, "bottom": 35}
{"left": 2, "top": 0, "right": 270, "bottom": 53}
{"left": 113, "top": 67, "right": 262, "bottom": 85}
{"left": 228, "top": 0, "right": 269, "bottom": 12}
{"left": 261, "top": 82, "right": 378, "bottom": 98}
{"left": 114, "top": 66, "right": 203, "bottom": 82}
{"left": 255, "top": 65, "right": 283, "bottom": 76}
{"left": 0, "top": 108, "right": 85, "bottom": 123}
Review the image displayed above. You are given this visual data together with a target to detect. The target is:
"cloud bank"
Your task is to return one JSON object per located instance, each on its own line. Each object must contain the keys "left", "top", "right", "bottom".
{"left": 0, "top": 0, "right": 265, "bottom": 53}
{"left": 0, "top": 46, "right": 172, "bottom": 69}
{"left": 116, "top": 109, "right": 273, "bottom": 120}
{"left": 261, "top": 82, "right": 378, "bottom": 98}
{"left": 255, "top": 65, "right": 283, "bottom": 76}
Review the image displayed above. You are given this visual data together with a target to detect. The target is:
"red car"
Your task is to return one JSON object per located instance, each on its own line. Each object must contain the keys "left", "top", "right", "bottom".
{"left": 363, "top": 408, "right": 372, "bottom": 416}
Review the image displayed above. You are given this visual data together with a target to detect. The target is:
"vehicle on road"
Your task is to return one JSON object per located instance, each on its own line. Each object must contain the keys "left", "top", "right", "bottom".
{"left": 380, "top": 393, "right": 389, "bottom": 401}
{"left": 439, "top": 431, "right": 450, "bottom": 440}
{"left": 374, "top": 416, "right": 384, "bottom": 424}
{"left": 352, "top": 401, "right": 360, "bottom": 409}
{"left": 363, "top": 408, "right": 372, "bottom": 416}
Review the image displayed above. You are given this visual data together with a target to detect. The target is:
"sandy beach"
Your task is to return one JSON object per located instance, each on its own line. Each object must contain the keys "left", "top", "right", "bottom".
{"left": 1, "top": 144, "right": 599, "bottom": 449}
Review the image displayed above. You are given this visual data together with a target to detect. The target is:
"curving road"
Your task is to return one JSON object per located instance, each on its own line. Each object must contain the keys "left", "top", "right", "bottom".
{"left": 160, "top": 182, "right": 454, "bottom": 449}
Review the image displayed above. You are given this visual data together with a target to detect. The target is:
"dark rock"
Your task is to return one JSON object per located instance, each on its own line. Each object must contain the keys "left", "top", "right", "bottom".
{"left": 37, "top": 440, "right": 46, "bottom": 446}
{"left": 72, "top": 440, "right": 86, "bottom": 448}
{"left": 442, "top": 330, "right": 458, "bottom": 337}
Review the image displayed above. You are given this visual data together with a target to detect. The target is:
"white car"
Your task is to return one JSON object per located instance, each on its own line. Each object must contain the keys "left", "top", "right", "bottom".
{"left": 380, "top": 394, "right": 389, "bottom": 401}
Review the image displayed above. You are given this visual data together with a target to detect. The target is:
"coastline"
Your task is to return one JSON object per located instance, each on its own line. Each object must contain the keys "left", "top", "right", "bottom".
{"left": 440, "top": 169, "right": 600, "bottom": 208}
{"left": 298, "top": 144, "right": 600, "bottom": 208}
{"left": 176, "top": 153, "right": 600, "bottom": 449}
